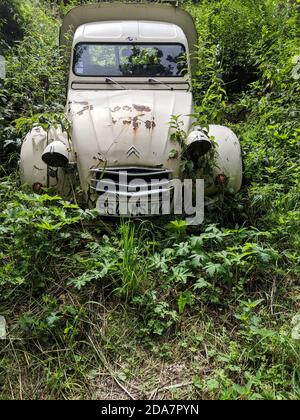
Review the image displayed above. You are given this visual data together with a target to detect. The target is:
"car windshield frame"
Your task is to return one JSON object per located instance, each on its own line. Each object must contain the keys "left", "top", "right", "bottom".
{"left": 73, "top": 42, "right": 188, "bottom": 78}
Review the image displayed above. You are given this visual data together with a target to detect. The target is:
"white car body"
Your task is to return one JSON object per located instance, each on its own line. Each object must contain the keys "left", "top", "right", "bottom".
{"left": 20, "top": 3, "right": 242, "bottom": 215}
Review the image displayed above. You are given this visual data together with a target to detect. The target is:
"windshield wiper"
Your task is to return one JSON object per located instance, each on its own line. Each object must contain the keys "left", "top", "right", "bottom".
{"left": 105, "top": 78, "right": 126, "bottom": 90}
{"left": 148, "top": 78, "right": 174, "bottom": 91}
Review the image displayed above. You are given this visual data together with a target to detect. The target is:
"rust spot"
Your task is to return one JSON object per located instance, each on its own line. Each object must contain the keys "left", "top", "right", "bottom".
{"left": 123, "top": 120, "right": 131, "bottom": 125}
{"left": 32, "top": 183, "right": 44, "bottom": 194}
{"left": 112, "top": 118, "right": 117, "bottom": 125}
{"left": 145, "top": 120, "right": 156, "bottom": 130}
{"left": 132, "top": 116, "right": 139, "bottom": 130}
{"left": 111, "top": 106, "right": 121, "bottom": 113}
{"left": 215, "top": 174, "right": 227, "bottom": 186}
{"left": 133, "top": 104, "right": 151, "bottom": 113}
{"left": 123, "top": 105, "right": 132, "bottom": 111}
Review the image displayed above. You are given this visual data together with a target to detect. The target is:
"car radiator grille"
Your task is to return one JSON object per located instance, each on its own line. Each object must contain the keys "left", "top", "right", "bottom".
{"left": 90, "top": 167, "right": 173, "bottom": 195}
{"left": 90, "top": 167, "right": 174, "bottom": 216}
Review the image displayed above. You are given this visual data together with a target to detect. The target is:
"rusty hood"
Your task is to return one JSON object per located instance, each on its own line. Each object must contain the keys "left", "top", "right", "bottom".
{"left": 69, "top": 90, "right": 193, "bottom": 189}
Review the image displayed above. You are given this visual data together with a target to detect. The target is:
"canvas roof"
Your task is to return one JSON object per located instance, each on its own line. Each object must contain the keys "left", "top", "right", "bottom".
{"left": 60, "top": 3, "right": 198, "bottom": 57}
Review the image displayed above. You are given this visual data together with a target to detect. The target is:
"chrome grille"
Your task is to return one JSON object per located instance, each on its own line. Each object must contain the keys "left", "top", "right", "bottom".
{"left": 90, "top": 167, "right": 173, "bottom": 196}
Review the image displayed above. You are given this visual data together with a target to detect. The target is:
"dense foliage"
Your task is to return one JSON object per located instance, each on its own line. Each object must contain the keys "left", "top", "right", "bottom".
{"left": 0, "top": 0, "right": 299, "bottom": 400}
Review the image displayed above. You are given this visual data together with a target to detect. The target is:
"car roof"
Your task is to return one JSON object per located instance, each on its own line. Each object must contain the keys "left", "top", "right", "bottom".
{"left": 60, "top": 3, "right": 198, "bottom": 57}
{"left": 73, "top": 21, "right": 188, "bottom": 50}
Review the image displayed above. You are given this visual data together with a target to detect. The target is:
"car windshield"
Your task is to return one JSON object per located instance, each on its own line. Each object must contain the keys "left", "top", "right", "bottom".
{"left": 73, "top": 43, "right": 187, "bottom": 77}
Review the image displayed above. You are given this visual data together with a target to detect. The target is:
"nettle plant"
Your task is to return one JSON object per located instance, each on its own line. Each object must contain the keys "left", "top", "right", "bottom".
{"left": 0, "top": 180, "right": 98, "bottom": 297}
{"left": 125, "top": 224, "right": 280, "bottom": 337}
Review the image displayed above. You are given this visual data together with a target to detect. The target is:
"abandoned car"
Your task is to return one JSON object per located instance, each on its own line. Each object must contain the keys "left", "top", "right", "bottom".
{"left": 20, "top": 2, "right": 243, "bottom": 218}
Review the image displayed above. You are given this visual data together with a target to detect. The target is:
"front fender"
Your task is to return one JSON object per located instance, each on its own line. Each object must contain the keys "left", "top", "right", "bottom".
{"left": 209, "top": 124, "right": 243, "bottom": 192}
{"left": 20, "top": 126, "right": 73, "bottom": 196}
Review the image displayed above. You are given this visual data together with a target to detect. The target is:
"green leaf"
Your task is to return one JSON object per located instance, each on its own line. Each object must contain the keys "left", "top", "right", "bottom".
{"left": 178, "top": 293, "right": 188, "bottom": 315}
